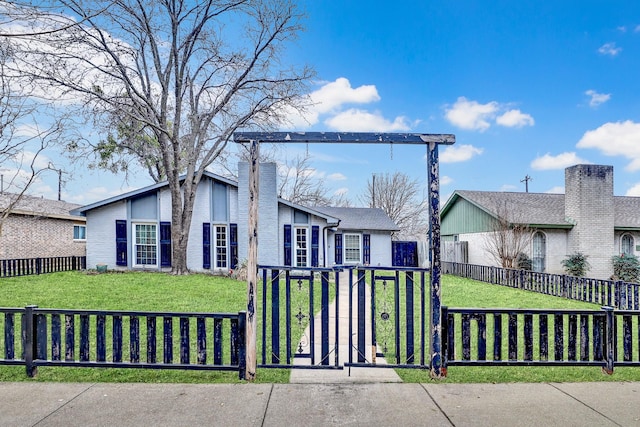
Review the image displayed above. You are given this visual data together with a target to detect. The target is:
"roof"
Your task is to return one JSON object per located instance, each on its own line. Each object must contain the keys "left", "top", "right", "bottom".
{"left": 443, "top": 190, "right": 640, "bottom": 230}
{"left": 312, "top": 206, "right": 400, "bottom": 231}
{"left": 0, "top": 193, "right": 84, "bottom": 221}
{"left": 72, "top": 170, "right": 349, "bottom": 227}
{"left": 73, "top": 171, "right": 238, "bottom": 215}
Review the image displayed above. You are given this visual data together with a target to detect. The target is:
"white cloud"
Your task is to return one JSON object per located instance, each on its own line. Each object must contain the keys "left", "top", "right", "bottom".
{"left": 282, "top": 77, "right": 415, "bottom": 132}
{"left": 496, "top": 109, "right": 535, "bottom": 128}
{"left": 585, "top": 89, "right": 611, "bottom": 107}
{"left": 531, "top": 152, "right": 589, "bottom": 170}
{"left": 598, "top": 42, "right": 622, "bottom": 56}
{"left": 327, "top": 172, "right": 347, "bottom": 181}
{"left": 618, "top": 26, "right": 627, "bottom": 33}
{"left": 635, "top": 25, "right": 640, "bottom": 33}
{"left": 333, "top": 187, "right": 349, "bottom": 196}
{"left": 500, "top": 184, "right": 518, "bottom": 192}
{"left": 324, "top": 108, "right": 411, "bottom": 132}
{"left": 545, "top": 186, "right": 565, "bottom": 194}
{"left": 439, "top": 144, "right": 484, "bottom": 163}
{"left": 440, "top": 175, "right": 453, "bottom": 186}
{"left": 445, "top": 97, "right": 534, "bottom": 131}
{"left": 445, "top": 97, "right": 498, "bottom": 131}
{"left": 626, "top": 183, "right": 640, "bottom": 196}
{"left": 576, "top": 120, "right": 640, "bottom": 171}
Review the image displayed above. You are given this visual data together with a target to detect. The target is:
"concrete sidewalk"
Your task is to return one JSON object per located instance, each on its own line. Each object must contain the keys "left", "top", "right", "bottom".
{"left": 1, "top": 381, "right": 638, "bottom": 426}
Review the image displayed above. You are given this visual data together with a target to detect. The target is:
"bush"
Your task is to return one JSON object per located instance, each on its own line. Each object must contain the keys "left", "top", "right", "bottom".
{"left": 612, "top": 254, "right": 640, "bottom": 282}
{"left": 561, "top": 252, "right": 591, "bottom": 277}
{"left": 515, "top": 252, "right": 532, "bottom": 270}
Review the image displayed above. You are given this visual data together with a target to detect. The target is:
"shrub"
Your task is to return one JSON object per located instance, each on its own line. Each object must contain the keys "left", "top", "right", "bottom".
{"left": 561, "top": 252, "right": 591, "bottom": 277}
{"left": 612, "top": 254, "right": 640, "bottom": 282}
{"left": 515, "top": 252, "right": 532, "bottom": 270}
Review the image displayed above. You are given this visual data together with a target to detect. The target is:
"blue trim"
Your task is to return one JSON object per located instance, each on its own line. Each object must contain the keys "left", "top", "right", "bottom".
{"left": 203, "top": 223, "right": 211, "bottom": 269}
{"left": 284, "top": 225, "right": 292, "bottom": 266}
{"left": 160, "top": 222, "right": 171, "bottom": 267}
{"left": 115, "top": 220, "right": 127, "bottom": 266}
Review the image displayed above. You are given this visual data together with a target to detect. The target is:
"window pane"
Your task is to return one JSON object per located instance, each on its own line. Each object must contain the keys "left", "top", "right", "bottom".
{"left": 622, "top": 235, "right": 634, "bottom": 255}
{"left": 344, "top": 234, "right": 361, "bottom": 263}
{"left": 216, "top": 225, "right": 227, "bottom": 268}
{"left": 296, "top": 228, "right": 307, "bottom": 267}
{"left": 294, "top": 210, "right": 309, "bottom": 224}
{"left": 73, "top": 225, "right": 86, "bottom": 240}
{"left": 135, "top": 224, "right": 157, "bottom": 265}
{"left": 532, "top": 232, "right": 546, "bottom": 273}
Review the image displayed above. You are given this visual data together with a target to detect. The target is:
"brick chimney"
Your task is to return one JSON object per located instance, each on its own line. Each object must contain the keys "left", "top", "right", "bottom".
{"left": 237, "top": 162, "right": 279, "bottom": 266}
{"left": 565, "top": 164, "right": 614, "bottom": 279}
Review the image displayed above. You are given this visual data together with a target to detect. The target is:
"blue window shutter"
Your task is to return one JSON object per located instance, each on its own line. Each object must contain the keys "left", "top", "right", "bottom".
{"left": 160, "top": 222, "right": 171, "bottom": 267}
{"left": 311, "top": 225, "right": 319, "bottom": 267}
{"left": 116, "top": 220, "right": 128, "bottom": 266}
{"left": 363, "top": 233, "right": 371, "bottom": 265}
{"left": 284, "top": 224, "right": 292, "bottom": 266}
{"left": 203, "top": 223, "right": 211, "bottom": 269}
{"left": 335, "top": 233, "right": 343, "bottom": 265}
{"left": 230, "top": 223, "right": 238, "bottom": 269}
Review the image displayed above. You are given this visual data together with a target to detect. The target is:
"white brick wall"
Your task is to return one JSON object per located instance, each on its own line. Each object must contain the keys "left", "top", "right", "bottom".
{"left": 237, "top": 162, "right": 279, "bottom": 266}
{"left": 565, "top": 165, "right": 614, "bottom": 279}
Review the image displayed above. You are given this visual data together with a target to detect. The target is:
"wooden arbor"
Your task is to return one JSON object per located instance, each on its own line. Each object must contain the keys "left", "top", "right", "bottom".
{"left": 232, "top": 132, "right": 456, "bottom": 380}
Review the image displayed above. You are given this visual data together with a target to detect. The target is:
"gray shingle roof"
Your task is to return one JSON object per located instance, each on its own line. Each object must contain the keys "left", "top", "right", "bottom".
{"left": 0, "top": 193, "right": 83, "bottom": 220}
{"left": 448, "top": 190, "right": 640, "bottom": 230}
{"left": 312, "top": 206, "right": 400, "bottom": 231}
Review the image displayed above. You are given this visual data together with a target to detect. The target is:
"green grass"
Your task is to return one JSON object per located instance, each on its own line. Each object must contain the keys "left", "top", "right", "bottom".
{"left": 2, "top": 270, "right": 640, "bottom": 384}
{"left": 0, "top": 270, "right": 288, "bottom": 383}
{"left": 395, "top": 275, "right": 640, "bottom": 383}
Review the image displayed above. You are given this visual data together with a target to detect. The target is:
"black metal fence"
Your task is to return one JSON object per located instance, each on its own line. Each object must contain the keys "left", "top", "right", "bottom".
{"left": 0, "top": 256, "right": 87, "bottom": 278}
{"left": 1, "top": 305, "right": 246, "bottom": 379}
{"left": 442, "top": 306, "right": 640, "bottom": 372}
{"left": 442, "top": 262, "right": 640, "bottom": 310}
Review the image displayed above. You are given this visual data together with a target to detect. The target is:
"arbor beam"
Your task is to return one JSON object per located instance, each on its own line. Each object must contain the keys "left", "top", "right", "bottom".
{"left": 234, "top": 132, "right": 455, "bottom": 145}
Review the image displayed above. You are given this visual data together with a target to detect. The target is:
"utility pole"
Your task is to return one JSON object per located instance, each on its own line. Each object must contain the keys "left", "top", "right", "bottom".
{"left": 521, "top": 175, "right": 532, "bottom": 193}
{"left": 372, "top": 173, "right": 376, "bottom": 208}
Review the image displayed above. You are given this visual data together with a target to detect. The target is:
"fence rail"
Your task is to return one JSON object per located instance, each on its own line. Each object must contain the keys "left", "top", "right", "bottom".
{"left": 442, "top": 262, "right": 640, "bottom": 310}
{"left": 442, "top": 306, "right": 640, "bottom": 372}
{"left": 0, "top": 306, "right": 246, "bottom": 379}
{"left": 0, "top": 256, "right": 87, "bottom": 278}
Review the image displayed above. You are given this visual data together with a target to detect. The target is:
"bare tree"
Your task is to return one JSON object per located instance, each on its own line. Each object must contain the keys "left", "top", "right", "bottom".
{"left": 0, "top": 38, "right": 65, "bottom": 237}
{"left": 277, "top": 154, "right": 333, "bottom": 206}
{"left": 483, "top": 201, "right": 533, "bottom": 269}
{"left": 3, "top": 0, "right": 313, "bottom": 274}
{"left": 360, "top": 172, "right": 427, "bottom": 239}
{"left": 214, "top": 146, "right": 344, "bottom": 207}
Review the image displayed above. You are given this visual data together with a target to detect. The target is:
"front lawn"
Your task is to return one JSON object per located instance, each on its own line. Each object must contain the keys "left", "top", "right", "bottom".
{"left": 0, "top": 271, "right": 288, "bottom": 383}
{"left": 2, "top": 271, "right": 639, "bottom": 383}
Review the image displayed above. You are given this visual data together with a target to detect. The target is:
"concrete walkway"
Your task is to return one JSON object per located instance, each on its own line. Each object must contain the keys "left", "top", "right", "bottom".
{"left": 1, "top": 381, "right": 639, "bottom": 426}
{"left": 289, "top": 270, "right": 402, "bottom": 383}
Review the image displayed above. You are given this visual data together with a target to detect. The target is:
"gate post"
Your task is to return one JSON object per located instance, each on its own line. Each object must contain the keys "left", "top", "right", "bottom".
{"left": 24, "top": 305, "right": 38, "bottom": 378}
{"left": 427, "top": 141, "right": 444, "bottom": 379}
{"left": 245, "top": 140, "right": 259, "bottom": 381}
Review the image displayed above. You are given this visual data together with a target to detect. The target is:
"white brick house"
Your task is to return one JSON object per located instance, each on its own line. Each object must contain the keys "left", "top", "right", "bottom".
{"left": 441, "top": 164, "right": 639, "bottom": 280}
{"left": 74, "top": 163, "right": 399, "bottom": 272}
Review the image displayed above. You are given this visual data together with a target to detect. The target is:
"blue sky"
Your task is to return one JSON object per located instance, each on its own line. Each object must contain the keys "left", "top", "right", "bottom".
{"left": 18, "top": 0, "right": 640, "bottom": 206}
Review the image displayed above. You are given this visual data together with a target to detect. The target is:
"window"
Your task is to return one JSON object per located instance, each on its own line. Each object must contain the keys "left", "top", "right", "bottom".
{"left": 294, "top": 210, "right": 309, "bottom": 224}
{"left": 532, "top": 231, "right": 546, "bottom": 273}
{"left": 73, "top": 225, "right": 86, "bottom": 241}
{"left": 344, "top": 233, "right": 361, "bottom": 264}
{"left": 134, "top": 223, "right": 157, "bottom": 266}
{"left": 621, "top": 234, "right": 634, "bottom": 256}
{"left": 215, "top": 225, "right": 227, "bottom": 268}
{"left": 295, "top": 227, "right": 308, "bottom": 267}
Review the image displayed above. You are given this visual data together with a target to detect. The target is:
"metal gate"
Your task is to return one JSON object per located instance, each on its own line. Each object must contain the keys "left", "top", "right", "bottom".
{"left": 257, "top": 265, "right": 431, "bottom": 371}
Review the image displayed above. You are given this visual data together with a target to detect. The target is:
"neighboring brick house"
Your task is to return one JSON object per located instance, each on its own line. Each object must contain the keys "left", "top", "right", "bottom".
{"left": 74, "top": 163, "right": 399, "bottom": 272}
{"left": 441, "top": 164, "right": 639, "bottom": 280}
{"left": 0, "top": 193, "right": 86, "bottom": 259}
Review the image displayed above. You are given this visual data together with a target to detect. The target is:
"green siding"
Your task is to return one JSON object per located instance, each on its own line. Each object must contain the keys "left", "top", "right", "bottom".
{"left": 441, "top": 198, "right": 494, "bottom": 235}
